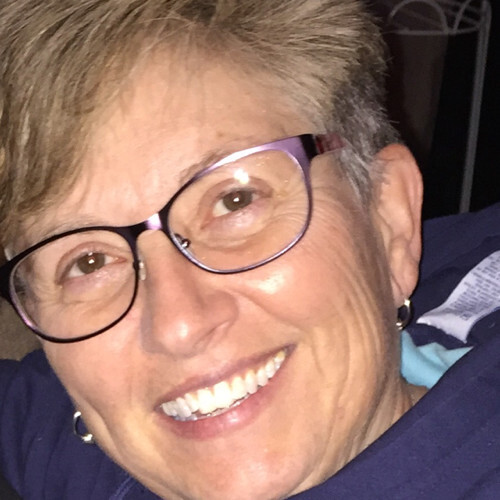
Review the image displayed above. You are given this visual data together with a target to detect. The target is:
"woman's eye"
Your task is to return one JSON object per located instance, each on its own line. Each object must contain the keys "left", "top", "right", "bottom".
{"left": 213, "top": 189, "right": 255, "bottom": 217}
{"left": 67, "top": 252, "right": 111, "bottom": 278}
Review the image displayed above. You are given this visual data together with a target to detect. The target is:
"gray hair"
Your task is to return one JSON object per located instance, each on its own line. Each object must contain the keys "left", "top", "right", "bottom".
{"left": 0, "top": 0, "right": 397, "bottom": 245}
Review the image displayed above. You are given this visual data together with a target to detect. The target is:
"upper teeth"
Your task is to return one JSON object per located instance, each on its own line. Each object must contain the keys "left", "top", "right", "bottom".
{"left": 161, "top": 350, "right": 286, "bottom": 421}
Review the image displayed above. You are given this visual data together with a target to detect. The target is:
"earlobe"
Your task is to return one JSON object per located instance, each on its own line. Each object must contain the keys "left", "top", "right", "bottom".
{"left": 373, "top": 144, "right": 423, "bottom": 306}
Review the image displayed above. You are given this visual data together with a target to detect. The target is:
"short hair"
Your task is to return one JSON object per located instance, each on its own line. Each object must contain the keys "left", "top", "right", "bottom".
{"left": 0, "top": 0, "right": 397, "bottom": 246}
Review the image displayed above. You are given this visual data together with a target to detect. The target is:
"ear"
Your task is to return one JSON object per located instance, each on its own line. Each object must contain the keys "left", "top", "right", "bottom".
{"left": 372, "top": 144, "right": 423, "bottom": 307}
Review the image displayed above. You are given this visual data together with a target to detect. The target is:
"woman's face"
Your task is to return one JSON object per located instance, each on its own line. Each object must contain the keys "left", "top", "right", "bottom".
{"left": 34, "top": 60, "right": 415, "bottom": 499}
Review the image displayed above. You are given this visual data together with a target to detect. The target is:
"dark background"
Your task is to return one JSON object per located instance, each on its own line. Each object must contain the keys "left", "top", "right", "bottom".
{"left": 471, "top": 1, "right": 498, "bottom": 212}
{"left": 367, "top": 0, "right": 499, "bottom": 219}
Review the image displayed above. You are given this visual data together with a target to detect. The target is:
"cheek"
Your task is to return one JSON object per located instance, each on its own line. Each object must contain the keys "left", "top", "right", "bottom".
{"left": 42, "top": 329, "right": 139, "bottom": 412}
{"left": 240, "top": 207, "right": 373, "bottom": 328}
{"left": 235, "top": 199, "right": 395, "bottom": 394}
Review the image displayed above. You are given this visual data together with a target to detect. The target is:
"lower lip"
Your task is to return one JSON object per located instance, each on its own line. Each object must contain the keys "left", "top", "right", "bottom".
{"left": 156, "top": 348, "right": 293, "bottom": 440}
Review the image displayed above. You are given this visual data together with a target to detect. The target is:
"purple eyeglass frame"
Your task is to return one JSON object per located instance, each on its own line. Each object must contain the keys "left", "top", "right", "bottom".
{"left": 0, "top": 132, "right": 342, "bottom": 343}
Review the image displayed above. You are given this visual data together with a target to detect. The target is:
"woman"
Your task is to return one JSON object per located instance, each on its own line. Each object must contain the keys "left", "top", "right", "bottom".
{"left": 0, "top": 1, "right": 499, "bottom": 499}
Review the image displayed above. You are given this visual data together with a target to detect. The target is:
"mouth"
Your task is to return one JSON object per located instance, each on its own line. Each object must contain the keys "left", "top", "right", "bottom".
{"left": 160, "top": 349, "right": 287, "bottom": 422}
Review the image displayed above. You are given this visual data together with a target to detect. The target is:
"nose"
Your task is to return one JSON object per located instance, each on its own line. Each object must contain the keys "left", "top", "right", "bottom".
{"left": 136, "top": 231, "right": 238, "bottom": 357}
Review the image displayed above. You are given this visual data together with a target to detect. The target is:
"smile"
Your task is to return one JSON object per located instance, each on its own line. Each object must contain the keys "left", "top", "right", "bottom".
{"left": 160, "top": 349, "right": 287, "bottom": 421}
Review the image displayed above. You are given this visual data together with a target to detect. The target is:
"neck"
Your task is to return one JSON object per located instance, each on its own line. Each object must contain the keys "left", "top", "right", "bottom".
{"left": 368, "top": 377, "right": 427, "bottom": 447}
{"left": 345, "top": 377, "right": 428, "bottom": 470}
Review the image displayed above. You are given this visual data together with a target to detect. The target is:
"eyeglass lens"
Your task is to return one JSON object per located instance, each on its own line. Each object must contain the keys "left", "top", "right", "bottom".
{"left": 11, "top": 229, "right": 137, "bottom": 340}
{"left": 169, "top": 149, "right": 309, "bottom": 271}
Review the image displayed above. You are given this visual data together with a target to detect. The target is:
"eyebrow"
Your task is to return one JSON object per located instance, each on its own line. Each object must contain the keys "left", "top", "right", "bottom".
{"left": 19, "top": 216, "right": 105, "bottom": 251}
{"left": 175, "top": 135, "right": 263, "bottom": 185}
{"left": 176, "top": 149, "right": 229, "bottom": 185}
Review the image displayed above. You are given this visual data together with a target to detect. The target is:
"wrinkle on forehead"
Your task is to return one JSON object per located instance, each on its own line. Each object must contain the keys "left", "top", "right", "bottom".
{"left": 83, "top": 60, "right": 300, "bottom": 205}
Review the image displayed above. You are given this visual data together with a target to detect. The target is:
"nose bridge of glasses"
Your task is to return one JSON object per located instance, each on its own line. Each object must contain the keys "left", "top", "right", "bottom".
{"left": 135, "top": 211, "right": 192, "bottom": 276}
{"left": 143, "top": 212, "right": 164, "bottom": 232}
{"left": 142, "top": 206, "right": 191, "bottom": 251}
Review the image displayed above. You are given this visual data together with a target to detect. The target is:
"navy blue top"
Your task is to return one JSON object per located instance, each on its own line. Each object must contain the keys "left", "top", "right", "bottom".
{"left": 291, "top": 331, "right": 500, "bottom": 499}
{"left": 1, "top": 203, "right": 500, "bottom": 499}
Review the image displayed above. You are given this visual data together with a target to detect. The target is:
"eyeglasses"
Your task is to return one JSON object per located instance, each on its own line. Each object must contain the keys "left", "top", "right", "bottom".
{"left": 0, "top": 133, "right": 342, "bottom": 343}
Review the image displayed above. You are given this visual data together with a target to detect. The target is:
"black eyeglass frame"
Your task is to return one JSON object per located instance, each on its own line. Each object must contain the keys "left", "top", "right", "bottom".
{"left": 0, "top": 133, "right": 342, "bottom": 343}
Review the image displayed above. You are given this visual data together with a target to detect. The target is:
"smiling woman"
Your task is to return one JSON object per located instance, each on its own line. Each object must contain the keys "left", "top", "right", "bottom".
{"left": 0, "top": 1, "right": 498, "bottom": 499}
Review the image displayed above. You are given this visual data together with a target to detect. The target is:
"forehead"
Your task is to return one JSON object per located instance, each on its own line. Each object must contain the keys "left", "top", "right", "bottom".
{"left": 21, "top": 58, "right": 310, "bottom": 244}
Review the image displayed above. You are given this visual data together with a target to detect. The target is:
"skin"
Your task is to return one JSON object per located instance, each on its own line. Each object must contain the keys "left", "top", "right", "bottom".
{"left": 27, "top": 57, "right": 423, "bottom": 500}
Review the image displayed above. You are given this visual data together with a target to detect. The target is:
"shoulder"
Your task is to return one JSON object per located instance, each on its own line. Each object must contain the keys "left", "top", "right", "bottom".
{"left": 0, "top": 350, "right": 156, "bottom": 499}
{"left": 409, "top": 203, "right": 500, "bottom": 349}
{"left": 0, "top": 347, "right": 56, "bottom": 383}
{"left": 0, "top": 350, "right": 70, "bottom": 496}
{"left": 0, "top": 349, "right": 62, "bottom": 435}
{"left": 291, "top": 331, "right": 500, "bottom": 499}
{"left": 0, "top": 349, "right": 64, "bottom": 426}
{"left": 420, "top": 202, "right": 500, "bottom": 279}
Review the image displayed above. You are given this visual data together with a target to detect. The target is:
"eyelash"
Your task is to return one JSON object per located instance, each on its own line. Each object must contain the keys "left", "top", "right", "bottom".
{"left": 200, "top": 186, "right": 269, "bottom": 231}
{"left": 56, "top": 244, "right": 125, "bottom": 285}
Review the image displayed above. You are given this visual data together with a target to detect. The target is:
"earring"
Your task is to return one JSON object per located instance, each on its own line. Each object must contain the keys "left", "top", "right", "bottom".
{"left": 72, "top": 411, "right": 95, "bottom": 445}
{"left": 396, "top": 298, "right": 412, "bottom": 331}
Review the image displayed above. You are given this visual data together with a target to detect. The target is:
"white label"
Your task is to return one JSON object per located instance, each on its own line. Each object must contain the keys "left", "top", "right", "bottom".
{"left": 416, "top": 251, "right": 500, "bottom": 342}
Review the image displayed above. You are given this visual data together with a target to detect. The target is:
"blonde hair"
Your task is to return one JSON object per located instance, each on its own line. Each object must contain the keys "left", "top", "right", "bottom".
{"left": 0, "top": 0, "right": 396, "bottom": 245}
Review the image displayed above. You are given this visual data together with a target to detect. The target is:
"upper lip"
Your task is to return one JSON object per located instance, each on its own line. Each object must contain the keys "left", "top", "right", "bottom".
{"left": 154, "top": 345, "right": 292, "bottom": 408}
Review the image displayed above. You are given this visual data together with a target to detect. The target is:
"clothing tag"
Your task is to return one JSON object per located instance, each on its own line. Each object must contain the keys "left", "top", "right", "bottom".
{"left": 416, "top": 251, "right": 500, "bottom": 342}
